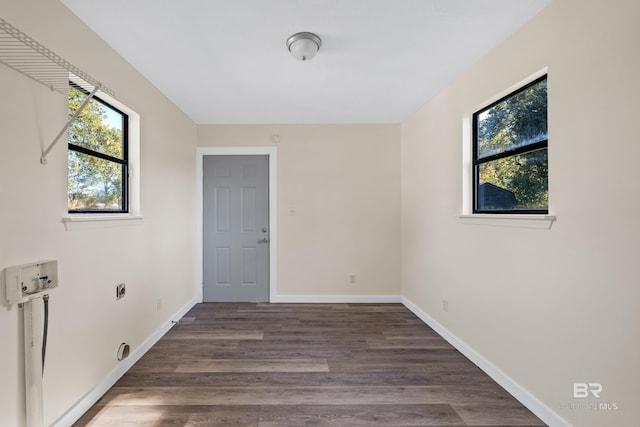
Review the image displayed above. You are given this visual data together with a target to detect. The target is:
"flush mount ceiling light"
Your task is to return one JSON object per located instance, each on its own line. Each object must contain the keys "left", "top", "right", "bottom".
{"left": 286, "top": 32, "right": 322, "bottom": 61}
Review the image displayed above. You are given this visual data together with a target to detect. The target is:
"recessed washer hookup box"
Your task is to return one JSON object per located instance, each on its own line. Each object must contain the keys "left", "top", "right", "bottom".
{"left": 5, "top": 260, "right": 58, "bottom": 305}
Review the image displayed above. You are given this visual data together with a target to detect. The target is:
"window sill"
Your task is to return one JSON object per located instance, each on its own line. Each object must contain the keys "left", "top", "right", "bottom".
{"left": 457, "top": 214, "right": 556, "bottom": 229}
{"left": 62, "top": 215, "right": 143, "bottom": 231}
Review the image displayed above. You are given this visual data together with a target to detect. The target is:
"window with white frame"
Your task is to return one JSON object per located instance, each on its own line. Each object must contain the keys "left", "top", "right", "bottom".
{"left": 67, "top": 83, "right": 128, "bottom": 213}
{"left": 473, "top": 75, "right": 548, "bottom": 213}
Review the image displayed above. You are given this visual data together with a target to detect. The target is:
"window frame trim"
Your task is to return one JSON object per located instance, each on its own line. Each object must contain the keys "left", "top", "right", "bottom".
{"left": 67, "top": 82, "right": 130, "bottom": 214}
{"left": 472, "top": 74, "right": 548, "bottom": 215}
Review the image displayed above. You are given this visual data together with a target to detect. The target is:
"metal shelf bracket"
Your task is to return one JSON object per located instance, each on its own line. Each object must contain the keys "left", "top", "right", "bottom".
{"left": 40, "top": 83, "right": 101, "bottom": 164}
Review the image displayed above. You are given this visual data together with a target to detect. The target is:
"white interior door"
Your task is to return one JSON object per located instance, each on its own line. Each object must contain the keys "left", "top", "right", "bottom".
{"left": 203, "top": 155, "right": 269, "bottom": 302}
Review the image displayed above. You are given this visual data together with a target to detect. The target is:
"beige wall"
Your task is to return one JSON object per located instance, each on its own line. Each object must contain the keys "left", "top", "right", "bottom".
{"left": 400, "top": 0, "right": 640, "bottom": 425}
{"left": 198, "top": 125, "right": 401, "bottom": 298}
{"left": 0, "top": 1, "right": 197, "bottom": 425}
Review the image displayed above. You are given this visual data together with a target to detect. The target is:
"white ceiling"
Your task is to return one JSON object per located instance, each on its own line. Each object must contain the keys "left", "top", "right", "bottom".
{"left": 61, "top": 0, "right": 550, "bottom": 124}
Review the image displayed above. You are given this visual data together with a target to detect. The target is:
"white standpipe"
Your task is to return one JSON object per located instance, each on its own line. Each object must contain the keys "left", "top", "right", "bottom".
{"left": 5, "top": 260, "right": 57, "bottom": 427}
{"left": 23, "top": 298, "right": 44, "bottom": 427}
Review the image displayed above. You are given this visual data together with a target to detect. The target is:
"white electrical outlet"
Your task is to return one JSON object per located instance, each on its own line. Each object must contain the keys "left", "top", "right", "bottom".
{"left": 116, "top": 283, "right": 126, "bottom": 300}
{"left": 443, "top": 300, "right": 449, "bottom": 313}
{"left": 349, "top": 274, "right": 356, "bottom": 284}
{"left": 156, "top": 298, "right": 162, "bottom": 312}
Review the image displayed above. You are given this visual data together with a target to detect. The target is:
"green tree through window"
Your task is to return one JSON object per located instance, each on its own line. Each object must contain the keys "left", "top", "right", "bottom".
{"left": 68, "top": 84, "right": 128, "bottom": 212}
{"left": 473, "top": 76, "right": 548, "bottom": 213}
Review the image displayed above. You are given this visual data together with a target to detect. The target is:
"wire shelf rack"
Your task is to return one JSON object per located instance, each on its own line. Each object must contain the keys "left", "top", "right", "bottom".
{"left": 0, "top": 18, "right": 114, "bottom": 96}
{"left": 0, "top": 18, "right": 116, "bottom": 163}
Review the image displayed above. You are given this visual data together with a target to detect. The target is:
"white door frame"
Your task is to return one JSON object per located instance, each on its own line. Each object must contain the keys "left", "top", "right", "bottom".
{"left": 196, "top": 147, "right": 277, "bottom": 303}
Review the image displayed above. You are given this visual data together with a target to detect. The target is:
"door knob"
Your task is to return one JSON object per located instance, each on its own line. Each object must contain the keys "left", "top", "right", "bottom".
{"left": 259, "top": 237, "right": 269, "bottom": 243}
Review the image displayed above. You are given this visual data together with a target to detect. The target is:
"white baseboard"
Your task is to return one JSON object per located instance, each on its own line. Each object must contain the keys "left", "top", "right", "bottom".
{"left": 50, "top": 297, "right": 197, "bottom": 427}
{"left": 401, "top": 296, "right": 569, "bottom": 427}
{"left": 271, "top": 294, "right": 402, "bottom": 303}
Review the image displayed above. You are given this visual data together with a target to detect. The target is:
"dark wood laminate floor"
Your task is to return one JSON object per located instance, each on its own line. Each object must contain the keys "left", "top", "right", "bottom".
{"left": 74, "top": 303, "right": 546, "bottom": 426}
